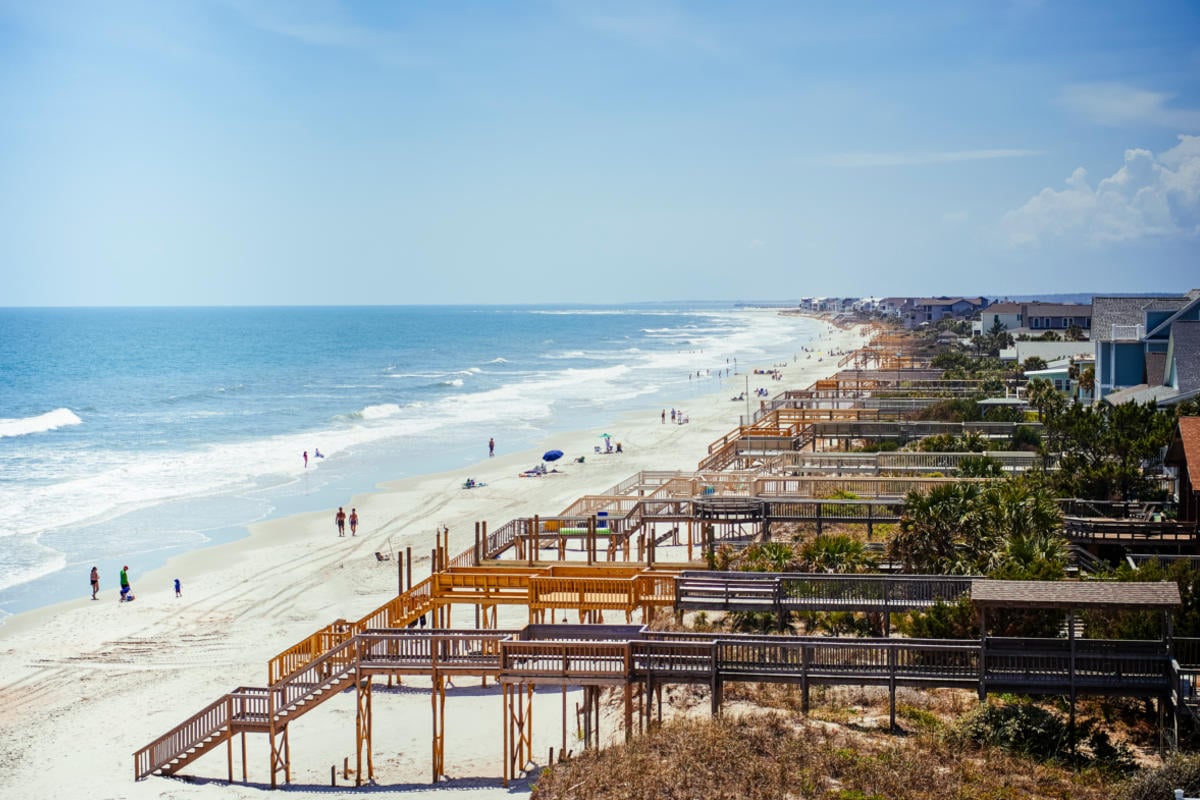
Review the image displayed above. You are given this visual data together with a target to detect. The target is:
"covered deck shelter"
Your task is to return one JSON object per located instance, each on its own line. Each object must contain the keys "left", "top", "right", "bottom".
{"left": 971, "top": 579, "right": 1181, "bottom": 739}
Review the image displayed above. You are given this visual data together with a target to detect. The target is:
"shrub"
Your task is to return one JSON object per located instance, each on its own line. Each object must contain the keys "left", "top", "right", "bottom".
{"left": 1118, "top": 753, "right": 1200, "bottom": 800}
{"left": 956, "top": 702, "right": 1135, "bottom": 772}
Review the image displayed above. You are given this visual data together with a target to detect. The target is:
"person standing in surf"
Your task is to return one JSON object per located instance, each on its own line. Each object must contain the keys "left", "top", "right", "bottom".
{"left": 90, "top": 566, "right": 99, "bottom": 600}
{"left": 489, "top": 437, "right": 495, "bottom": 457}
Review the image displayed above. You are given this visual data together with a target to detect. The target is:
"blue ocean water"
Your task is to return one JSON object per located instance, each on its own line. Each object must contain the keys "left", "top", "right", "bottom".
{"left": 0, "top": 305, "right": 823, "bottom": 618}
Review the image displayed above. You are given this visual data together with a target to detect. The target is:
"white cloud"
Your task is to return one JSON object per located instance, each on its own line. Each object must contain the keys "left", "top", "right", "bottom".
{"left": 820, "top": 149, "right": 1040, "bottom": 167}
{"left": 1060, "top": 83, "right": 1200, "bottom": 130}
{"left": 1002, "top": 135, "right": 1200, "bottom": 246}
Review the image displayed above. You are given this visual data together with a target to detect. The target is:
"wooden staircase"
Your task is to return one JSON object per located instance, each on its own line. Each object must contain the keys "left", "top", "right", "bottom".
{"left": 134, "top": 638, "right": 361, "bottom": 781}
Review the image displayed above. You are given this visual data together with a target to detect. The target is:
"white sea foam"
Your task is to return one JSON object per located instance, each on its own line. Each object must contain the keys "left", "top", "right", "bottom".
{"left": 487, "top": 357, "right": 508, "bottom": 364}
{"left": 358, "top": 403, "right": 403, "bottom": 420}
{"left": 0, "top": 307, "right": 828, "bottom": 603}
{"left": 0, "top": 408, "right": 82, "bottom": 439}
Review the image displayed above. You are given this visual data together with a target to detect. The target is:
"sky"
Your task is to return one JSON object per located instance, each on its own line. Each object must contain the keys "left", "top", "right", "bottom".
{"left": 1, "top": 0, "right": 1198, "bottom": 306}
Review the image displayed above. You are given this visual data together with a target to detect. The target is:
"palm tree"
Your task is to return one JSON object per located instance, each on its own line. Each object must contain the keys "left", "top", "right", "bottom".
{"left": 889, "top": 483, "right": 982, "bottom": 574}
{"left": 799, "top": 534, "right": 873, "bottom": 573}
{"left": 1025, "top": 377, "right": 1060, "bottom": 423}
{"left": 976, "top": 476, "right": 1064, "bottom": 574}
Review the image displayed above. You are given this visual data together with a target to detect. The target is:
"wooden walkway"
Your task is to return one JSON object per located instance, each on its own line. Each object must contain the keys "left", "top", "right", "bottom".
{"left": 136, "top": 569, "right": 1187, "bottom": 788}
{"left": 134, "top": 622, "right": 1179, "bottom": 787}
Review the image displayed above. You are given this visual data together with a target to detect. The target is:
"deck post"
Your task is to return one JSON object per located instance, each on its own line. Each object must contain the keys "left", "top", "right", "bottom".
{"left": 801, "top": 645, "right": 810, "bottom": 713}
{"left": 978, "top": 609, "right": 987, "bottom": 703}
{"left": 406, "top": 547, "right": 412, "bottom": 591}
{"left": 502, "top": 683, "right": 510, "bottom": 787}
{"left": 888, "top": 642, "right": 897, "bottom": 731}
{"left": 710, "top": 644, "right": 722, "bottom": 717}
{"left": 355, "top": 659, "right": 373, "bottom": 786}
{"left": 531, "top": 515, "right": 539, "bottom": 565}
{"left": 225, "top": 696, "right": 234, "bottom": 783}
{"left": 1068, "top": 609, "right": 1077, "bottom": 755}
{"left": 432, "top": 673, "right": 445, "bottom": 783}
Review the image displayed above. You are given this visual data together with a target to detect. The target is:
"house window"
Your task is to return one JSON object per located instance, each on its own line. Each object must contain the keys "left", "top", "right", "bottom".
{"left": 1054, "top": 379, "right": 1064, "bottom": 391}
{"left": 1032, "top": 318, "right": 1041, "bottom": 328}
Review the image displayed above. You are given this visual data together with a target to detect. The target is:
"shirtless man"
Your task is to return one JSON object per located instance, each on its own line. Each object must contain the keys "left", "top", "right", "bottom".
{"left": 349, "top": 508, "right": 359, "bottom": 536}
{"left": 336, "top": 507, "right": 347, "bottom": 537}
{"left": 90, "top": 566, "right": 99, "bottom": 600}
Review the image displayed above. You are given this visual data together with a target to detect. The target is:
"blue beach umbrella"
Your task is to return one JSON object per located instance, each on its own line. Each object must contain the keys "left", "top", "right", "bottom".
{"left": 542, "top": 450, "right": 564, "bottom": 462}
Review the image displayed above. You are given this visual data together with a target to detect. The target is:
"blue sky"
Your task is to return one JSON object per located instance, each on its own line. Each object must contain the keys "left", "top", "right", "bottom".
{"left": 2, "top": 1, "right": 1198, "bottom": 306}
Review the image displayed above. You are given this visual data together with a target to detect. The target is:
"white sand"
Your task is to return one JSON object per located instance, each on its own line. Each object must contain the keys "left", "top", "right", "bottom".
{"left": 0, "top": 316, "right": 867, "bottom": 800}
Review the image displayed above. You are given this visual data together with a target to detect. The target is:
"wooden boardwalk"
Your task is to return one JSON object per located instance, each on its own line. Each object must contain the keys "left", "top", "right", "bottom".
{"left": 135, "top": 571, "right": 1186, "bottom": 788}
{"left": 135, "top": 622, "right": 1180, "bottom": 787}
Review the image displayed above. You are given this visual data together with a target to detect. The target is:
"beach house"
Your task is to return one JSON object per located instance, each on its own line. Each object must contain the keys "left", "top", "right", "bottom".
{"left": 1093, "top": 291, "right": 1200, "bottom": 405}
{"left": 903, "top": 297, "right": 989, "bottom": 329}
{"left": 975, "top": 301, "right": 1092, "bottom": 338}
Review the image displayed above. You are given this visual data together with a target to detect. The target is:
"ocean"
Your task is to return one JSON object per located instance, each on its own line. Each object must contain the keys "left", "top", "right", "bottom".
{"left": 0, "top": 304, "right": 824, "bottom": 619}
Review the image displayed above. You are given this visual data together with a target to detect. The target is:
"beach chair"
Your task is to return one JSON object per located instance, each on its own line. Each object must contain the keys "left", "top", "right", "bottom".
{"left": 374, "top": 551, "right": 390, "bottom": 562}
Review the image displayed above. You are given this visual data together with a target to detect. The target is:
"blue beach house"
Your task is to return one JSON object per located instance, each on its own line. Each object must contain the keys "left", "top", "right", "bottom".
{"left": 1093, "top": 290, "right": 1200, "bottom": 406}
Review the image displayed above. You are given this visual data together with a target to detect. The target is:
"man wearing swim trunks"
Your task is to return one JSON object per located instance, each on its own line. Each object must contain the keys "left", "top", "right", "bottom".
{"left": 90, "top": 566, "right": 99, "bottom": 600}
{"left": 349, "top": 508, "right": 358, "bottom": 536}
{"left": 336, "top": 507, "right": 346, "bottom": 537}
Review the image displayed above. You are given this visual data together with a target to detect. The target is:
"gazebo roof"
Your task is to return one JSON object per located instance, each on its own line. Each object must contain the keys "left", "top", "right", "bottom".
{"left": 970, "top": 579, "right": 1180, "bottom": 610}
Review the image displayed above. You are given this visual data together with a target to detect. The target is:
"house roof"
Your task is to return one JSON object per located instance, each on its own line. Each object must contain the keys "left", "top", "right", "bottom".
{"left": 970, "top": 579, "right": 1180, "bottom": 609}
{"left": 986, "top": 301, "right": 1092, "bottom": 316}
{"left": 1168, "top": 321, "right": 1200, "bottom": 391}
{"left": 1146, "top": 295, "right": 1200, "bottom": 338}
{"left": 1092, "top": 295, "right": 1188, "bottom": 342}
{"left": 1174, "top": 417, "right": 1200, "bottom": 489}
{"left": 1026, "top": 303, "right": 1092, "bottom": 317}
{"left": 913, "top": 297, "right": 966, "bottom": 307}
{"left": 1103, "top": 383, "right": 1179, "bottom": 406}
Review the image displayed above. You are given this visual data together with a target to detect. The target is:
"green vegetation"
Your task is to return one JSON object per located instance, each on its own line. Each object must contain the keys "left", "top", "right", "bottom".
{"left": 955, "top": 703, "right": 1135, "bottom": 772}
{"left": 887, "top": 475, "right": 1063, "bottom": 577}
{"left": 1043, "top": 399, "right": 1176, "bottom": 501}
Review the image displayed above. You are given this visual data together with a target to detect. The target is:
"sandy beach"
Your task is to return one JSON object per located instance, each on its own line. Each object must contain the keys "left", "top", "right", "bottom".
{"left": 0, "top": 318, "right": 866, "bottom": 800}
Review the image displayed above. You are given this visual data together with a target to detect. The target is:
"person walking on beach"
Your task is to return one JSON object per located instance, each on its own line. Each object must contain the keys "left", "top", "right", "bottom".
{"left": 661, "top": 409, "right": 665, "bottom": 423}
{"left": 303, "top": 450, "right": 308, "bottom": 468}
{"left": 174, "top": 578, "right": 182, "bottom": 598}
{"left": 489, "top": 437, "right": 495, "bottom": 457}
{"left": 349, "top": 508, "right": 359, "bottom": 536}
{"left": 119, "top": 565, "right": 131, "bottom": 602}
{"left": 336, "top": 507, "right": 347, "bottom": 537}
{"left": 90, "top": 566, "right": 99, "bottom": 600}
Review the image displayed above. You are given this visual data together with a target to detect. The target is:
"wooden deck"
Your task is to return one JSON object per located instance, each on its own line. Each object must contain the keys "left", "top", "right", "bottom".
{"left": 135, "top": 624, "right": 1178, "bottom": 785}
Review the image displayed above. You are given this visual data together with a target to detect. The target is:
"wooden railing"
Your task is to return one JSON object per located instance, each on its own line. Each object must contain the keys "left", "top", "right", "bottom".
{"left": 754, "top": 475, "right": 986, "bottom": 498}
{"left": 133, "top": 687, "right": 269, "bottom": 779}
{"left": 766, "top": 450, "right": 1049, "bottom": 476}
{"left": 1063, "top": 517, "right": 1199, "bottom": 544}
{"left": 675, "top": 572, "right": 972, "bottom": 614}
{"left": 500, "top": 640, "right": 632, "bottom": 684}
{"left": 140, "top": 625, "right": 1177, "bottom": 781}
